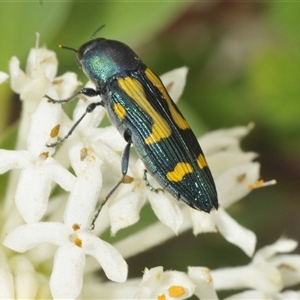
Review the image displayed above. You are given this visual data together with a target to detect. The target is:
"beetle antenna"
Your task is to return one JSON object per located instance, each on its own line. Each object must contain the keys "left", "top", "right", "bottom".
{"left": 58, "top": 45, "right": 77, "bottom": 52}
{"left": 90, "top": 24, "right": 106, "bottom": 40}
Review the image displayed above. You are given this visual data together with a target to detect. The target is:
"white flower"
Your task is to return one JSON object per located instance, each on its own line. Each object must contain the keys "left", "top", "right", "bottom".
{"left": 0, "top": 247, "right": 51, "bottom": 299}
{"left": 0, "top": 41, "right": 81, "bottom": 226}
{"left": 109, "top": 122, "right": 263, "bottom": 256}
{"left": 0, "top": 71, "right": 9, "bottom": 83}
{"left": 4, "top": 221, "right": 127, "bottom": 299}
{"left": 188, "top": 124, "right": 259, "bottom": 255}
{"left": 3, "top": 130, "right": 128, "bottom": 299}
{"left": 1, "top": 40, "right": 128, "bottom": 299}
{"left": 135, "top": 266, "right": 195, "bottom": 299}
{"left": 4, "top": 200, "right": 127, "bottom": 299}
{"left": 188, "top": 266, "right": 218, "bottom": 300}
{"left": 0, "top": 95, "right": 76, "bottom": 224}
{"left": 82, "top": 66, "right": 267, "bottom": 256}
{"left": 0, "top": 37, "right": 289, "bottom": 299}
{"left": 210, "top": 238, "right": 300, "bottom": 299}
{"left": 80, "top": 266, "right": 196, "bottom": 299}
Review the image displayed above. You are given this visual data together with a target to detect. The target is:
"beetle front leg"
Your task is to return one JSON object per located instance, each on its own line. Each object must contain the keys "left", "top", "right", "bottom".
{"left": 45, "top": 87, "right": 100, "bottom": 104}
{"left": 46, "top": 88, "right": 104, "bottom": 147}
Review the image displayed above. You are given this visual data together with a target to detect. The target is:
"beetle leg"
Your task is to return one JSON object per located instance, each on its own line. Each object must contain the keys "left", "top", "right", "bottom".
{"left": 46, "top": 101, "right": 103, "bottom": 147}
{"left": 143, "top": 169, "right": 164, "bottom": 193}
{"left": 45, "top": 87, "right": 99, "bottom": 103}
{"left": 89, "top": 129, "right": 132, "bottom": 230}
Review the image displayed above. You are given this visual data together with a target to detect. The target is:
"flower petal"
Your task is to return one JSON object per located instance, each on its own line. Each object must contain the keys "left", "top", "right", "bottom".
{"left": 0, "top": 150, "right": 30, "bottom": 174}
{"left": 136, "top": 266, "right": 195, "bottom": 299}
{"left": 254, "top": 238, "right": 298, "bottom": 261}
{"left": 26, "top": 47, "right": 58, "bottom": 80}
{"left": 271, "top": 254, "right": 300, "bottom": 287}
{"left": 64, "top": 145, "right": 102, "bottom": 228}
{"left": 109, "top": 184, "right": 145, "bottom": 235}
{"left": 208, "top": 151, "right": 257, "bottom": 179}
{"left": 190, "top": 209, "right": 217, "bottom": 235}
{"left": 0, "top": 71, "right": 9, "bottom": 84}
{"left": 275, "top": 290, "right": 300, "bottom": 299}
{"left": 113, "top": 221, "right": 183, "bottom": 260}
{"left": 50, "top": 244, "right": 85, "bottom": 299}
{"left": 27, "top": 97, "right": 62, "bottom": 157}
{"left": 160, "top": 66, "right": 188, "bottom": 102}
{"left": 214, "top": 208, "right": 256, "bottom": 256}
{"left": 3, "top": 222, "right": 68, "bottom": 252}
{"left": 52, "top": 72, "right": 80, "bottom": 99}
{"left": 14, "top": 157, "right": 74, "bottom": 223}
{"left": 96, "top": 126, "right": 126, "bottom": 152}
{"left": 188, "top": 267, "right": 218, "bottom": 300}
{"left": 199, "top": 124, "right": 254, "bottom": 156}
{"left": 47, "top": 157, "right": 76, "bottom": 191}
{"left": 93, "top": 140, "right": 123, "bottom": 177}
{"left": 72, "top": 94, "right": 103, "bottom": 130}
{"left": 82, "top": 231, "right": 128, "bottom": 283}
{"left": 15, "top": 167, "right": 53, "bottom": 223}
{"left": 0, "top": 249, "right": 14, "bottom": 299}
{"left": 9, "top": 56, "right": 29, "bottom": 94}
{"left": 148, "top": 192, "right": 183, "bottom": 235}
{"left": 216, "top": 162, "right": 260, "bottom": 208}
{"left": 211, "top": 262, "right": 282, "bottom": 293}
{"left": 10, "top": 256, "right": 39, "bottom": 299}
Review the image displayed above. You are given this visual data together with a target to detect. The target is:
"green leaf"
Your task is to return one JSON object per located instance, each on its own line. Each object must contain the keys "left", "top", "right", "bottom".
{"left": 247, "top": 48, "right": 300, "bottom": 145}
{"left": 52, "top": 2, "right": 189, "bottom": 45}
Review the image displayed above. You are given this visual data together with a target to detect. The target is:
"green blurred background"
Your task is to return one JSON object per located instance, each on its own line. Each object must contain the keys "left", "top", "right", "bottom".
{"left": 0, "top": 1, "right": 299, "bottom": 292}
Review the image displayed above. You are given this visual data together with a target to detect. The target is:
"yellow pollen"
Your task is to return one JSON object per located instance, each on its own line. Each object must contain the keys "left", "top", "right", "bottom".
{"left": 248, "top": 179, "right": 265, "bottom": 189}
{"left": 72, "top": 223, "right": 81, "bottom": 231}
{"left": 122, "top": 175, "right": 134, "bottom": 184}
{"left": 236, "top": 173, "right": 246, "bottom": 183}
{"left": 74, "top": 237, "right": 82, "bottom": 248}
{"left": 39, "top": 152, "right": 49, "bottom": 160}
{"left": 168, "top": 285, "right": 185, "bottom": 297}
{"left": 157, "top": 294, "right": 166, "bottom": 300}
{"left": 80, "top": 147, "right": 88, "bottom": 161}
{"left": 50, "top": 124, "right": 60, "bottom": 138}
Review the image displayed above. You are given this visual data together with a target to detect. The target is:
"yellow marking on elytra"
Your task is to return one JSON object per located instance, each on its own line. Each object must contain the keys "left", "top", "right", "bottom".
{"left": 197, "top": 153, "right": 208, "bottom": 169}
{"left": 145, "top": 68, "right": 190, "bottom": 130}
{"left": 118, "top": 77, "right": 171, "bottom": 144}
{"left": 168, "top": 285, "right": 186, "bottom": 297}
{"left": 113, "top": 103, "right": 126, "bottom": 120}
{"left": 166, "top": 162, "right": 193, "bottom": 182}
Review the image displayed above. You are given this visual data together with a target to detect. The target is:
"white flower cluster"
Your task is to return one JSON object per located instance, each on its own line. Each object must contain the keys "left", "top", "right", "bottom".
{"left": 0, "top": 39, "right": 298, "bottom": 299}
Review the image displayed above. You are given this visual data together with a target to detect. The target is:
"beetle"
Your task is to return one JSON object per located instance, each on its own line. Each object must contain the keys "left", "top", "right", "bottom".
{"left": 46, "top": 29, "right": 218, "bottom": 229}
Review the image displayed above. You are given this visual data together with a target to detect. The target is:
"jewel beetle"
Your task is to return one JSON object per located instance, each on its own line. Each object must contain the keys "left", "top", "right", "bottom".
{"left": 46, "top": 28, "right": 218, "bottom": 229}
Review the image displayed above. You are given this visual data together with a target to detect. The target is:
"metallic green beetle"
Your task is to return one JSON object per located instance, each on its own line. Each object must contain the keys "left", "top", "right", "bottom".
{"left": 46, "top": 34, "right": 218, "bottom": 229}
